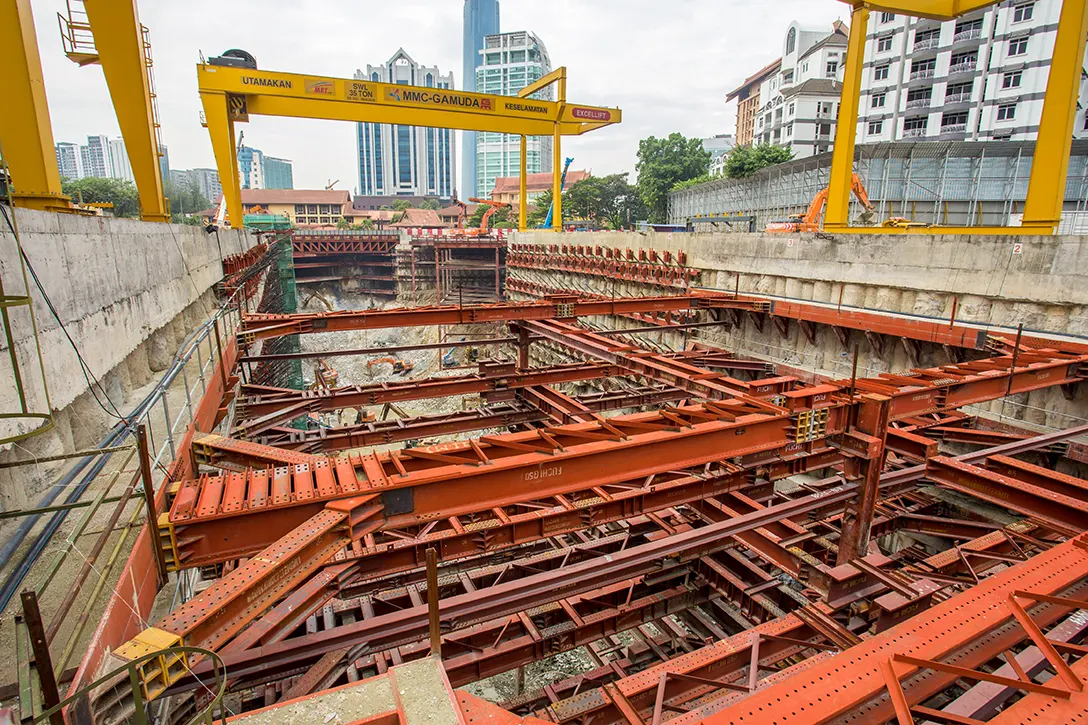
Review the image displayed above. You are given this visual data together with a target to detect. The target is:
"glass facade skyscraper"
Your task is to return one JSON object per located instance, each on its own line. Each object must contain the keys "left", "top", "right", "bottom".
{"left": 356, "top": 50, "right": 456, "bottom": 197}
{"left": 462, "top": 0, "right": 500, "bottom": 198}
{"left": 475, "top": 31, "right": 552, "bottom": 199}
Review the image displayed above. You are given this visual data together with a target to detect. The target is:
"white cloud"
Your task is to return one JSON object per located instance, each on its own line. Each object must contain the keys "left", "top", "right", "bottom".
{"left": 31, "top": 0, "right": 845, "bottom": 191}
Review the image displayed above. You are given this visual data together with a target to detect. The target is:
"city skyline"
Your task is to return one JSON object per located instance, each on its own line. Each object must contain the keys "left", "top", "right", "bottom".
{"left": 30, "top": 0, "right": 816, "bottom": 190}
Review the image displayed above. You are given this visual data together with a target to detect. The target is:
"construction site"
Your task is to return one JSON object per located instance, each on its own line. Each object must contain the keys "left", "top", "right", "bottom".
{"left": 2, "top": 1, "right": 1088, "bottom": 724}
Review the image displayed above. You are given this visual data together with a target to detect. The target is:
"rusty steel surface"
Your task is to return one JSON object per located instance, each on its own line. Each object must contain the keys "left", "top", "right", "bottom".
{"left": 691, "top": 533, "right": 1088, "bottom": 725}
{"left": 239, "top": 291, "right": 767, "bottom": 343}
{"left": 95, "top": 277, "right": 1088, "bottom": 724}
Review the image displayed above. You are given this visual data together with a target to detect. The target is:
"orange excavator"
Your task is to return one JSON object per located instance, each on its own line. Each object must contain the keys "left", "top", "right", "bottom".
{"left": 464, "top": 197, "right": 511, "bottom": 237}
{"left": 367, "top": 357, "right": 414, "bottom": 375}
{"left": 766, "top": 173, "right": 876, "bottom": 233}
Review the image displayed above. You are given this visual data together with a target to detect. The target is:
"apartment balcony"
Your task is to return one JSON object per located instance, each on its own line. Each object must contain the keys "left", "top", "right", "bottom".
{"left": 913, "top": 37, "right": 940, "bottom": 51}
{"left": 952, "top": 27, "right": 982, "bottom": 43}
{"left": 906, "top": 96, "right": 932, "bottom": 109}
{"left": 941, "top": 123, "right": 968, "bottom": 134}
{"left": 944, "top": 91, "right": 972, "bottom": 104}
{"left": 903, "top": 127, "right": 928, "bottom": 138}
{"left": 910, "top": 68, "right": 936, "bottom": 80}
{"left": 948, "top": 61, "right": 977, "bottom": 75}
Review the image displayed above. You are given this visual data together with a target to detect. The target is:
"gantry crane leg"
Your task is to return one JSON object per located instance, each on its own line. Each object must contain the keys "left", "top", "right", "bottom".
{"left": 0, "top": 0, "right": 70, "bottom": 212}
{"left": 81, "top": 0, "right": 170, "bottom": 222}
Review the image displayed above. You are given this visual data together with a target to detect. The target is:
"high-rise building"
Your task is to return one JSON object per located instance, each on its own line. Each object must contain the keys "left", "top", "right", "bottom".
{"left": 701, "top": 134, "right": 736, "bottom": 176}
{"left": 263, "top": 157, "right": 294, "bottom": 189}
{"left": 80, "top": 134, "right": 113, "bottom": 178}
{"left": 238, "top": 146, "right": 264, "bottom": 189}
{"left": 355, "top": 49, "right": 456, "bottom": 197}
{"left": 475, "top": 31, "right": 552, "bottom": 198}
{"left": 108, "top": 138, "right": 135, "bottom": 182}
{"left": 159, "top": 144, "right": 170, "bottom": 183}
{"left": 189, "top": 168, "right": 222, "bottom": 203}
{"left": 750, "top": 22, "right": 849, "bottom": 159}
{"left": 857, "top": 0, "right": 1088, "bottom": 143}
{"left": 462, "top": 0, "right": 500, "bottom": 199}
{"left": 55, "top": 142, "right": 83, "bottom": 180}
{"left": 727, "top": 60, "right": 782, "bottom": 147}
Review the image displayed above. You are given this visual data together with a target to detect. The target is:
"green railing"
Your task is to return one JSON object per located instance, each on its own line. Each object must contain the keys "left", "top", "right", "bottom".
{"left": 36, "top": 646, "right": 227, "bottom": 725}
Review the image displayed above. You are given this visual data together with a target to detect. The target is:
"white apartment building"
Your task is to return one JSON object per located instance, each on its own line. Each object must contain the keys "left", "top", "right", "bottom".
{"left": 753, "top": 22, "right": 849, "bottom": 159}
{"left": 475, "top": 31, "right": 553, "bottom": 198}
{"left": 109, "top": 138, "right": 134, "bottom": 182}
{"left": 858, "top": 0, "right": 1088, "bottom": 143}
{"left": 355, "top": 50, "right": 456, "bottom": 198}
{"left": 702, "top": 134, "right": 736, "bottom": 176}
{"left": 79, "top": 135, "right": 113, "bottom": 178}
{"left": 55, "top": 142, "right": 82, "bottom": 180}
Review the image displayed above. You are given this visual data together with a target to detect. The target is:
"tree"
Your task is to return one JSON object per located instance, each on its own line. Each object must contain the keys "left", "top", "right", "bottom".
{"left": 61, "top": 177, "right": 140, "bottom": 218}
{"left": 392, "top": 199, "right": 412, "bottom": 211}
{"left": 635, "top": 133, "right": 711, "bottom": 223}
{"left": 722, "top": 144, "right": 794, "bottom": 179}
{"left": 337, "top": 217, "right": 375, "bottom": 230}
{"left": 163, "top": 177, "right": 211, "bottom": 223}
{"left": 419, "top": 199, "right": 441, "bottom": 211}
{"left": 564, "top": 174, "right": 647, "bottom": 230}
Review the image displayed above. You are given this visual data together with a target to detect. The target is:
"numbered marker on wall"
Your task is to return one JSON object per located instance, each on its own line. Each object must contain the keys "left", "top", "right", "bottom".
{"left": 1012, "top": 242, "right": 1023, "bottom": 255}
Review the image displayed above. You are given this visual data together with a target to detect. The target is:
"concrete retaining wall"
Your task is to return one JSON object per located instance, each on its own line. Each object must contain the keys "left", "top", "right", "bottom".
{"left": 514, "top": 230, "right": 1088, "bottom": 334}
{"left": 0, "top": 209, "right": 252, "bottom": 506}
{"left": 511, "top": 229, "right": 1088, "bottom": 430}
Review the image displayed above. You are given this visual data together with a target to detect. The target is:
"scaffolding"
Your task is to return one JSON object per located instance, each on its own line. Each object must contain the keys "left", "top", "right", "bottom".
{"left": 668, "top": 139, "right": 1088, "bottom": 230}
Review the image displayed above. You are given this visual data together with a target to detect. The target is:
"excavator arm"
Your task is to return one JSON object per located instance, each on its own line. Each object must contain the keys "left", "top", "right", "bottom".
{"left": 468, "top": 197, "right": 512, "bottom": 236}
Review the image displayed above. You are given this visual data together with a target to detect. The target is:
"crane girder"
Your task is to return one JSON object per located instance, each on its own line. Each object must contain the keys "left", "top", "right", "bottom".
{"left": 197, "top": 64, "right": 620, "bottom": 228}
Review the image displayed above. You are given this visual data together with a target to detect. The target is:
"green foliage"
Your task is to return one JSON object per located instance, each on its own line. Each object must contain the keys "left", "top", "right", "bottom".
{"left": 392, "top": 199, "right": 412, "bottom": 211}
{"left": 467, "top": 203, "right": 516, "bottom": 230}
{"left": 163, "top": 177, "right": 211, "bottom": 223}
{"left": 722, "top": 144, "right": 794, "bottom": 179}
{"left": 564, "top": 173, "right": 646, "bottom": 230}
{"left": 635, "top": 133, "right": 712, "bottom": 223}
{"left": 337, "top": 217, "right": 376, "bottom": 230}
{"left": 61, "top": 177, "right": 140, "bottom": 218}
{"left": 419, "top": 199, "right": 441, "bottom": 211}
{"left": 671, "top": 174, "right": 712, "bottom": 192}
{"left": 526, "top": 189, "right": 552, "bottom": 228}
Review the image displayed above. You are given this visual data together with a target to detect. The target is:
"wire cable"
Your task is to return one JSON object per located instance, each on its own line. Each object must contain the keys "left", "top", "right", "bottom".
{"left": 0, "top": 203, "right": 127, "bottom": 422}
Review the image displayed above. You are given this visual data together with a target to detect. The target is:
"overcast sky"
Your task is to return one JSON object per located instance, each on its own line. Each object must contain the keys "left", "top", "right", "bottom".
{"left": 32, "top": 0, "right": 846, "bottom": 193}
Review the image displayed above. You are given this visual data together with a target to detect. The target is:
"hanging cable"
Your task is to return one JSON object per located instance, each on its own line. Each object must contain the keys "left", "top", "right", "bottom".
{"left": 0, "top": 203, "right": 127, "bottom": 422}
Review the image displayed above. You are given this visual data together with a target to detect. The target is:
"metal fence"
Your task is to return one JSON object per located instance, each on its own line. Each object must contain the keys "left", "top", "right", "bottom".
{"left": 668, "top": 139, "right": 1088, "bottom": 228}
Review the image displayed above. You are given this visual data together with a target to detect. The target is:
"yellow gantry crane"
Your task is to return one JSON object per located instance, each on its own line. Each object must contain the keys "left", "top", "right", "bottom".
{"left": 0, "top": 0, "right": 170, "bottom": 221}
{"left": 196, "top": 56, "right": 619, "bottom": 231}
{"left": 825, "top": 0, "right": 1088, "bottom": 235}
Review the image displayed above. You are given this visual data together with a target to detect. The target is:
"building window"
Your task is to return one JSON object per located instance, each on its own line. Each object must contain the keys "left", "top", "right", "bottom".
{"left": 942, "top": 111, "right": 968, "bottom": 129}
{"left": 786, "top": 123, "right": 794, "bottom": 136}
{"left": 1013, "top": 2, "right": 1034, "bottom": 22}
{"left": 880, "top": 12, "right": 895, "bottom": 23}
{"left": 949, "top": 51, "right": 978, "bottom": 72}
{"left": 872, "top": 93, "right": 886, "bottom": 109}
{"left": 1008, "top": 37, "right": 1028, "bottom": 56}
{"left": 877, "top": 36, "right": 893, "bottom": 53}
{"left": 307, "top": 205, "right": 317, "bottom": 214}
{"left": 946, "top": 81, "right": 973, "bottom": 99}
{"left": 904, "top": 117, "right": 928, "bottom": 135}
{"left": 874, "top": 64, "right": 890, "bottom": 81}
{"left": 786, "top": 27, "right": 796, "bottom": 54}
{"left": 914, "top": 28, "right": 940, "bottom": 49}
{"left": 997, "top": 103, "right": 1017, "bottom": 121}
{"left": 294, "top": 205, "right": 306, "bottom": 215}
{"left": 788, "top": 102, "right": 795, "bottom": 115}
{"left": 868, "top": 120, "right": 883, "bottom": 134}
{"left": 1002, "top": 71, "right": 1022, "bottom": 89}
{"left": 826, "top": 61, "right": 838, "bottom": 77}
